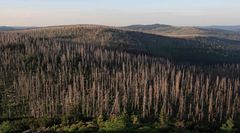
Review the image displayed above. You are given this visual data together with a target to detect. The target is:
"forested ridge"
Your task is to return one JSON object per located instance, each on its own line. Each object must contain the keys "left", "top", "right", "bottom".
{"left": 0, "top": 25, "right": 240, "bottom": 132}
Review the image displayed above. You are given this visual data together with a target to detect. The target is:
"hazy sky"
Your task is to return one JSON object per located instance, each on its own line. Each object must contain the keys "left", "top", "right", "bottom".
{"left": 0, "top": 0, "right": 240, "bottom": 26}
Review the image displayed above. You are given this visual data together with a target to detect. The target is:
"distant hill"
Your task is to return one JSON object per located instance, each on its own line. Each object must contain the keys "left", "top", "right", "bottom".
{"left": 200, "top": 25, "right": 240, "bottom": 32}
{"left": 0, "top": 24, "right": 239, "bottom": 64}
{"left": 0, "top": 26, "right": 16, "bottom": 31}
{"left": 0, "top": 26, "right": 34, "bottom": 31}
{"left": 123, "top": 24, "right": 173, "bottom": 31}
{"left": 123, "top": 24, "right": 240, "bottom": 41}
{"left": 7, "top": 24, "right": 238, "bottom": 64}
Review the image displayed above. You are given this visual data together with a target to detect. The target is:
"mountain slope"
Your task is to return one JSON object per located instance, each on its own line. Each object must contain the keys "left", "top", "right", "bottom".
{"left": 1, "top": 25, "right": 240, "bottom": 128}
{"left": 4, "top": 25, "right": 236, "bottom": 64}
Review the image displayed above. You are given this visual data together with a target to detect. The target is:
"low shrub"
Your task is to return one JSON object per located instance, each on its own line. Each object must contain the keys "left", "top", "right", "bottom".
{"left": 0, "top": 121, "right": 12, "bottom": 133}
{"left": 37, "top": 116, "right": 59, "bottom": 128}
{"left": 131, "top": 114, "right": 140, "bottom": 125}
{"left": 11, "top": 119, "right": 30, "bottom": 132}
{"left": 220, "top": 118, "right": 234, "bottom": 133}
{"left": 96, "top": 115, "right": 105, "bottom": 128}
{"left": 100, "top": 114, "right": 127, "bottom": 132}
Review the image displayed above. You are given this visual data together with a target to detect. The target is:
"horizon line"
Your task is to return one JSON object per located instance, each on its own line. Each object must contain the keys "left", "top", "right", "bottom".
{"left": 1, "top": 23, "right": 240, "bottom": 28}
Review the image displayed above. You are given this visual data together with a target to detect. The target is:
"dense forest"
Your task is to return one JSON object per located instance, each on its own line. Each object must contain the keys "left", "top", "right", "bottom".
{"left": 0, "top": 25, "right": 240, "bottom": 132}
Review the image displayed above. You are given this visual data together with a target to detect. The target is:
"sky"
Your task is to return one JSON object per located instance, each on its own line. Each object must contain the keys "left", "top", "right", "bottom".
{"left": 0, "top": 0, "right": 240, "bottom": 26}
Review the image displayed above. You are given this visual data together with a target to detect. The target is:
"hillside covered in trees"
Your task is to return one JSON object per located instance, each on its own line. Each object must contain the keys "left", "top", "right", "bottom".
{"left": 123, "top": 24, "right": 240, "bottom": 41}
{"left": 0, "top": 25, "right": 240, "bottom": 132}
